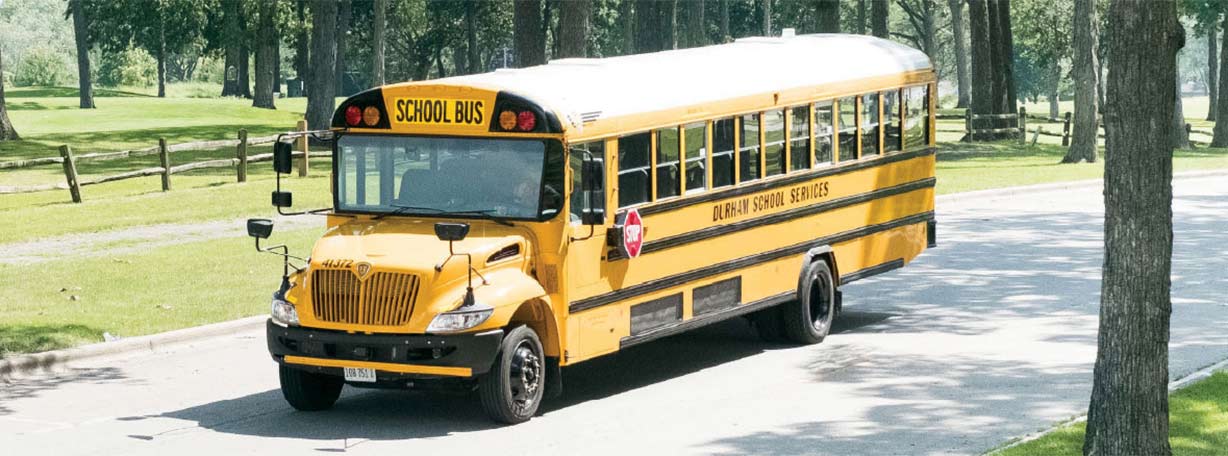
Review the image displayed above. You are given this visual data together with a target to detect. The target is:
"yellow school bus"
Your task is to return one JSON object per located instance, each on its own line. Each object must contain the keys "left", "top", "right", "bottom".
{"left": 249, "top": 33, "right": 935, "bottom": 424}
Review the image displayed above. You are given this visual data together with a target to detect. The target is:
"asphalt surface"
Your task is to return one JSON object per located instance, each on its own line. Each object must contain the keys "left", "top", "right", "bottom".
{"left": 2, "top": 176, "right": 1226, "bottom": 456}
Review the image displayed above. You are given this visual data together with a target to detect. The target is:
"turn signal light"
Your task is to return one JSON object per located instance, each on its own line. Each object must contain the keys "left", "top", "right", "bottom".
{"left": 344, "top": 106, "right": 362, "bottom": 126}
{"left": 362, "top": 106, "right": 381, "bottom": 126}
{"left": 498, "top": 110, "right": 518, "bottom": 131}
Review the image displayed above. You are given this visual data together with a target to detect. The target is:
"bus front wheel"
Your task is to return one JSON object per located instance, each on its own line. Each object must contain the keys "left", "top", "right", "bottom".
{"left": 782, "top": 259, "right": 837, "bottom": 344}
{"left": 279, "top": 364, "right": 343, "bottom": 411}
{"left": 479, "top": 325, "right": 546, "bottom": 424}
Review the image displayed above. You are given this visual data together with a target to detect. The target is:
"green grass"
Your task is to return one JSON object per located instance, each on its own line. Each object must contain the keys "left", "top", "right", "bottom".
{"left": 996, "top": 372, "right": 1228, "bottom": 456}
{"left": 0, "top": 226, "right": 321, "bottom": 357}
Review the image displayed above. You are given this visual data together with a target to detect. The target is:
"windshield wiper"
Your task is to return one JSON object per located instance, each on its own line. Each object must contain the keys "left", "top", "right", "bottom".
{"left": 371, "top": 204, "right": 443, "bottom": 220}
{"left": 374, "top": 205, "right": 514, "bottom": 226}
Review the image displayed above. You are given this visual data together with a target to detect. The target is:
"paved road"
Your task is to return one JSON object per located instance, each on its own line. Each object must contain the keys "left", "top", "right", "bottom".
{"left": 3, "top": 177, "right": 1226, "bottom": 456}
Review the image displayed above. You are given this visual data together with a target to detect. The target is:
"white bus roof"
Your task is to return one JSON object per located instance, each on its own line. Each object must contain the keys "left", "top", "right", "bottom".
{"left": 401, "top": 33, "right": 933, "bottom": 133}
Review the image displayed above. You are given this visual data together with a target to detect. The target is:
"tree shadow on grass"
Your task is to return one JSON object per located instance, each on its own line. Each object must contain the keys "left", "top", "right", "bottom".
{"left": 6, "top": 86, "right": 153, "bottom": 99}
{"left": 0, "top": 324, "right": 104, "bottom": 359}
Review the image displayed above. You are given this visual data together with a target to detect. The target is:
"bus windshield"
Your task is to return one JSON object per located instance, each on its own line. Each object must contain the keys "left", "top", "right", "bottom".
{"left": 335, "top": 135, "right": 565, "bottom": 220}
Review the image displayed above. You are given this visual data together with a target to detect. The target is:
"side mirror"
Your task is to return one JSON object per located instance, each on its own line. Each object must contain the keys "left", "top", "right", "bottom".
{"left": 273, "top": 141, "right": 294, "bottom": 174}
{"left": 580, "top": 155, "right": 606, "bottom": 225}
{"left": 247, "top": 218, "right": 274, "bottom": 239}
{"left": 434, "top": 222, "right": 470, "bottom": 242}
{"left": 272, "top": 191, "right": 293, "bottom": 208}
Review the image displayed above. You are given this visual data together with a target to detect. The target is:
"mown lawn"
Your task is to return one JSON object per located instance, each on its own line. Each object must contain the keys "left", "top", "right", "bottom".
{"left": 996, "top": 371, "right": 1228, "bottom": 456}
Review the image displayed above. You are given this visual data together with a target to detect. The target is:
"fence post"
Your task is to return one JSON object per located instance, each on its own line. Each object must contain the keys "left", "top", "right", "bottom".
{"left": 237, "top": 129, "right": 249, "bottom": 182}
{"left": 1185, "top": 123, "right": 1194, "bottom": 148}
{"left": 1018, "top": 107, "right": 1027, "bottom": 143}
{"left": 964, "top": 109, "right": 973, "bottom": 141}
{"left": 159, "top": 138, "right": 171, "bottom": 191}
{"left": 1032, "top": 126, "right": 1041, "bottom": 146}
{"left": 296, "top": 119, "right": 309, "bottom": 177}
{"left": 58, "top": 145, "right": 82, "bottom": 203}
{"left": 1061, "top": 112, "right": 1072, "bottom": 147}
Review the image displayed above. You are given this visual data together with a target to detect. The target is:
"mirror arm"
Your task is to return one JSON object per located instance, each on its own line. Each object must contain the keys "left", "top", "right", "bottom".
{"left": 254, "top": 237, "right": 307, "bottom": 277}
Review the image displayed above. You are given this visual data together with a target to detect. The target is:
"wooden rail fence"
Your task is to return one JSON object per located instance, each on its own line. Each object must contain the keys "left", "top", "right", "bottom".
{"left": 0, "top": 120, "right": 327, "bottom": 203}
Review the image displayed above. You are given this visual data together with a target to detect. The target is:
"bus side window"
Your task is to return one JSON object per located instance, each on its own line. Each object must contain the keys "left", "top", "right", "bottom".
{"left": 815, "top": 101, "right": 834, "bottom": 166}
{"left": 904, "top": 86, "right": 926, "bottom": 151}
{"left": 861, "top": 93, "right": 880, "bottom": 156}
{"left": 739, "top": 114, "right": 761, "bottom": 182}
{"left": 570, "top": 141, "right": 604, "bottom": 223}
{"left": 764, "top": 109, "right": 786, "bottom": 176}
{"left": 789, "top": 105, "right": 810, "bottom": 172}
{"left": 684, "top": 122, "right": 707, "bottom": 193}
{"left": 883, "top": 90, "right": 901, "bottom": 153}
{"left": 656, "top": 127, "right": 681, "bottom": 199}
{"left": 618, "top": 132, "right": 652, "bottom": 207}
{"left": 712, "top": 118, "right": 736, "bottom": 188}
{"left": 838, "top": 97, "right": 857, "bottom": 162}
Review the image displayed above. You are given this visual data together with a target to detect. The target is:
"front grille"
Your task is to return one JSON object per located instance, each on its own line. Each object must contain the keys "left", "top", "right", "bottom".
{"left": 311, "top": 269, "right": 420, "bottom": 326}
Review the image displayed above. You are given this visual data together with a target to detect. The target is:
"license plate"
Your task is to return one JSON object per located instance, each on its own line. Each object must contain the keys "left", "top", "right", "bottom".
{"left": 343, "top": 367, "right": 376, "bottom": 383}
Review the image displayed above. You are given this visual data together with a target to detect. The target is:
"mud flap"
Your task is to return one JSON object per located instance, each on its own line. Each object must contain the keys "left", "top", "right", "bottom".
{"left": 544, "top": 356, "right": 563, "bottom": 399}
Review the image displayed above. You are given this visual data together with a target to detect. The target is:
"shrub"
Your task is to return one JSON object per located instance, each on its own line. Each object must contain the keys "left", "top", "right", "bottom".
{"left": 97, "top": 48, "right": 157, "bottom": 87}
{"left": 13, "top": 46, "right": 72, "bottom": 87}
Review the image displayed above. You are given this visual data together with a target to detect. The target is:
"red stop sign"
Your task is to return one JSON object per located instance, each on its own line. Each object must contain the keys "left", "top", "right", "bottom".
{"left": 622, "top": 208, "right": 644, "bottom": 259}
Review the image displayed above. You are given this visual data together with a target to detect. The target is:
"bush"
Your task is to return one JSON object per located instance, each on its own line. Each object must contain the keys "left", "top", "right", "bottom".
{"left": 13, "top": 46, "right": 72, "bottom": 87}
{"left": 97, "top": 48, "right": 157, "bottom": 87}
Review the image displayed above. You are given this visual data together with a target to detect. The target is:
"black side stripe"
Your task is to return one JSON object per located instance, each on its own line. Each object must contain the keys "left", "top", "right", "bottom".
{"left": 569, "top": 210, "right": 935, "bottom": 313}
{"left": 619, "top": 291, "right": 794, "bottom": 349}
{"left": 607, "top": 177, "right": 936, "bottom": 261}
{"left": 839, "top": 258, "right": 905, "bottom": 284}
{"left": 634, "top": 147, "right": 935, "bottom": 217}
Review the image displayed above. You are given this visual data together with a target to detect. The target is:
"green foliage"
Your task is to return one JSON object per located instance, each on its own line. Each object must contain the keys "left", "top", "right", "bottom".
{"left": 97, "top": 48, "right": 158, "bottom": 87}
{"left": 12, "top": 46, "right": 73, "bottom": 87}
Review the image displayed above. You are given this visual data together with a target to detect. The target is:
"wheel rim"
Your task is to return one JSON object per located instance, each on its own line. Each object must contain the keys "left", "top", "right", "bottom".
{"left": 508, "top": 340, "right": 543, "bottom": 412}
{"left": 809, "top": 271, "right": 833, "bottom": 332}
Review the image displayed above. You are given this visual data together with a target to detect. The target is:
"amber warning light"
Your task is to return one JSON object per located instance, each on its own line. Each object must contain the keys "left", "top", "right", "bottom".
{"left": 497, "top": 109, "right": 537, "bottom": 132}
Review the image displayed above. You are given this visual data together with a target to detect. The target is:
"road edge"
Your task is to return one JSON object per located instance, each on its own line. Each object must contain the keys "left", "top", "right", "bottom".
{"left": 4, "top": 169, "right": 1226, "bottom": 378}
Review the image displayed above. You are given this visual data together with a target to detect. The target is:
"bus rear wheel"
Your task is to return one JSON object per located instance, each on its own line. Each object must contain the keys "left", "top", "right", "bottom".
{"left": 782, "top": 259, "right": 837, "bottom": 344}
{"left": 479, "top": 325, "right": 546, "bottom": 424}
{"left": 279, "top": 365, "right": 343, "bottom": 411}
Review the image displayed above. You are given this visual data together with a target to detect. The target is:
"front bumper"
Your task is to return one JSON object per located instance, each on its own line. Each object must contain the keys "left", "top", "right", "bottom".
{"left": 267, "top": 320, "right": 503, "bottom": 379}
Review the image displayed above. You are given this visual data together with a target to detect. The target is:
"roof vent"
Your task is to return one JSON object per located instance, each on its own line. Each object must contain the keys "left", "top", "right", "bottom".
{"left": 782, "top": 28, "right": 796, "bottom": 38}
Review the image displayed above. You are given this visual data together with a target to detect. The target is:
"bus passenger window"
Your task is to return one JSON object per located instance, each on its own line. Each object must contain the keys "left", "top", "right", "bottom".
{"left": 657, "top": 127, "right": 681, "bottom": 199}
{"left": 764, "top": 110, "right": 785, "bottom": 176}
{"left": 739, "top": 114, "right": 760, "bottom": 182}
{"left": 684, "top": 122, "right": 707, "bottom": 193}
{"left": 815, "top": 102, "right": 834, "bottom": 165}
{"left": 838, "top": 97, "right": 857, "bottom": 162}
{"left": 570, "top": 141, "right": 604, "bottom": 223}
{"left": 789, "top": 106, "right": 811, "bottom": 172}
{"left": 618, "top": 132, "right": 652, "bottom": 207}
{"left": 712, "top": 118, "right": 736, "bottom": 188}
{"left": 883, "top": 90, "right": 901, "bottom": 153}
{"left": 904, "top": 86, "right": 928, "bottom": 150}
{"left": 861, "top": 93, "right": 880, "bottom": 156}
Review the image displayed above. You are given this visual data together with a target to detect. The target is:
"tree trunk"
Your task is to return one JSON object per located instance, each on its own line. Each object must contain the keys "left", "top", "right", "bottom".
{"left": 559, "top": 0, "right": 591, "bottom": 57}
{"left": 294, "top": 0, "right": 309, "bottom": 95}
{"left": 156, "top": 24, "right": 167, "bottom": 98}
{"left": 1084, "top": 2, "right": 1180, "bottom": 455}
{"left": 621, "top": 0, "right": 635, "bottom": 53}
{"left": 633, "top": 0, "right": 656, "bottom": 53}
{"left": 335, "top": 0, "right": 351, "bottom": 95}
{"left": 0, "top": 45, "right": 19, "bottom": 141}
{"left": 70, "top": 1, "right": 95, "bottom": 109}
{"left": 762, "top": 0, "right": 772, "bottom": 36}
{"left": 373, "top": 0, "right": 386, "bottom": 86}
{"left": 238, "top": 44, "right": 251, "bottom": 98}
{"left": 306, "top": 1, "right": 338, "bottom": 131}
{"left": 720, "top": 0, "right": 730, "bottom": 41}
{"left": 515, "top": 0, "right": 546, "bottom": 66}
{"left": 998, "top": 0, "right": 1016, "bottom": 114}
{"left": 253, "top": 0, "right": 277, "bottom": 109}
{"left": 968, "top": 0, "right": 993, "bottom": 140}
{"left": 817, "top": 0, "right": 840, "bottom": 33}
{"left": 222, "top": 1, "right": 241, "bottom": 97}
{"left": 1064, "top": 0, "right": 1099, "bottom": 162}
{"left": 986, "top": 0, "right": 1005, "bottom": 116}
{"left": 871, "top": 0, "right": 888, "bottom": 38}
{"left": 665, "top": 0, "right": 678, "bottom": 48}
{"left": 1173, "top": 75, "right": 1190, "bottom": 150}
{"left": 1210, "top": 12, "right": 1228, "bottom": 146}
{"left": 1208, "top": 28, "right": 1218, "bottom": 121}
{"left": 465, "top": 0, "right": 482, "bottom": 70}
{"left": 921, "top": 0, "right": 936, "bottom": 58}
{"left": 684, "top": 0, "right": 706, "bottom": 48}
{"left": 857, "top": 0, "right": 867, "bottom": 34}
{"left": 949, "top": 0, "right": 970, "bottom": 108}
{"left": 1049, "top": 63, "right": 1061, "bottom": 119}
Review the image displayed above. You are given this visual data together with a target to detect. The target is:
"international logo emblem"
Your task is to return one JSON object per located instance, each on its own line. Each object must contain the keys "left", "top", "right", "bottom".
{"left": 355, "top": 262, "right": 372, "bottom": 279}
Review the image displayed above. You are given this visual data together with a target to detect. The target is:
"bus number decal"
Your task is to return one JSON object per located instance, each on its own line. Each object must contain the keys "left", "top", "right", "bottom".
{"left": 393, "top": 98, "right": 485, "bottom": 126}
{"left": 711, "top": 181, "right": 830, "bottom": 222}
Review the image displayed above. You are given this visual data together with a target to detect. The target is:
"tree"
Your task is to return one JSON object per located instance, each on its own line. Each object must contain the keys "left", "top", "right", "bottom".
{"left": 1013, "top": 0, "right": 1072, "bottom": 119}
{"left": 1173, "top": 76, "right": 1191, "bottom": 149}
{"left": 857, "top": 0, "right": 867, "bottom": 34}
{"left": 894, "top": 0, "right": 937, "bottom": 58}
{"left": 1209, "top": 29, "right": 1218, "bottom": 121}
{"left": 948, "top": 0, "right": 970, "bottom": 108}
{"left": 220, "top": 1, "right": 245, "bottom": 97}
{"left": 465, "top": 0, "right": 482, "bottom": 69}
{"left": 817, "top": 0, "right": 840, "bottom": 33}
{"left": 558, "top": 0, "right": 591, "bottom": 57}
{"left": 515, "top": 0, "right": 546, "bottom": 66}
{"left": 682, "top": 0, "right": 706, "bottom": 48}
{"left": 68, "top": 0, "right": 95, "bottom": 109}
{"left": 762, "top": 0, "right": 772, "bottom": 36}
{"left": 967, "top": 0, "right": 993, "bottom": 140}
{"left": 373, "top": 0, "right": 386, "bottom": 87}
{"left": 1064, "top": 0, "right": 1099, "bottom": 163}
{"left": 0, "top": 45, "right": 18, "bottom": 141}
{"left": 996, "top": 0, "right": 1016, "bottom": 113}
{"left": 306, "top": 1, "right": 338, "bottom": 131}
{"left": 1211, "top": 11, "right": 1228, "bottom": 147}
{"left": 294, "top": 0, "right": 310, "bottom": 94}
{"left": 871, "top": 0, "right": 888, "bottom": 38}
{"left": 1180, "top": 0, "right": 1221, "bottom": 120}
{"left": 719, "top": 0, "right": 730, "bottom": 41}
{"left": 336, "top": 1, "right": 352, "bottom": 95}
{"left": 1084, "top": 1, "right": 1182, "bottom": 454}
{"left": 253, "top": 0, "right": 277, "bottom": 109}
{"left": 85, "top": 0, "right": 207, "bottom": 98}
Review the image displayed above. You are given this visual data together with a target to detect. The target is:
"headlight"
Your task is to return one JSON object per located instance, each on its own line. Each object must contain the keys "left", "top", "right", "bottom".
{"left": 271, "top": 296, "right": 300, "bottom": 326}
{"left": 427, "top": 306, "right": 493, "bottom": 333}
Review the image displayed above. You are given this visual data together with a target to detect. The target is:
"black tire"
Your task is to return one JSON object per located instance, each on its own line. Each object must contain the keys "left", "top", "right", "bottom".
{"left": 479, "top": 325, "right": 546, "bottom": 424}
{"left": 279, "top": 364, "right": 343, "bottom": 411}
{"left": 749, "top": 306, "right": 788, "bottom": 343}
{"left": 782, "top": 259, "right": 837, "bottom": 344}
